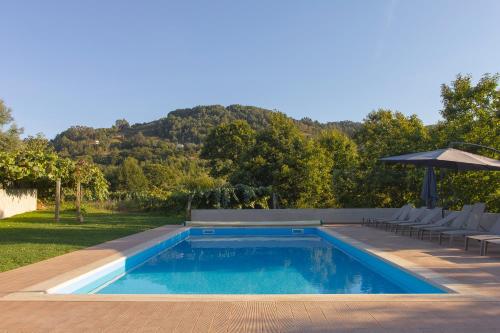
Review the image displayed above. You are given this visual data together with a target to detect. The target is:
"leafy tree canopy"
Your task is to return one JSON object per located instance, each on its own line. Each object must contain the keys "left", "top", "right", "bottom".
{"left": 118, "top": 157, "right": 149, "bottom": 193}
{"left": 228, "top": 113, "right": 334, "bottom": 208}
{"left": 434, "top": 74, "right": 500, "bottom": 210}
{"left": 353, "top": 109, "right": 431, "bottom": 207}
{"left": 201, "top": 120, "right": 256, "bottom": 178}
{"left": 438, "top": 73, "right": 499, "bottom": 149}
{"left": 0, "top": 134, "right": 108, "bottom": 200}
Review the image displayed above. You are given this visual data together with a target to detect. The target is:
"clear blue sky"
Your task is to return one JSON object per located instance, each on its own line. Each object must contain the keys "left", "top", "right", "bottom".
{"left": 1, "top": 0, "right": 499, "bottom": 138}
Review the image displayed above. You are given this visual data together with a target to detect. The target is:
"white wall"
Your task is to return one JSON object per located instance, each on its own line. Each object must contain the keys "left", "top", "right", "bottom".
{"left": 191, "top": 208, "right": 399, "bottom": 224}
{"left": 0, "top": 189, "right": 37, "bottom": 219}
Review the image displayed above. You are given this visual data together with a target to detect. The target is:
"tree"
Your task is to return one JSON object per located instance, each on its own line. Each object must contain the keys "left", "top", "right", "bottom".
{"left": 232, "top": 113, "right": 334, "bottom": 208}
{"left": 434, "top": 74, "right": 500, "bottom": 211}
{"left": 200, "top": 120, "right": 255, "bottom": 177}
{"left": 0, "top": 140, "right": 61, "bottom": 190}
{"left": 0, "top": 136, "right": 108, "bottom": 214}
{"left": 438, "top": 73, "right": 499, "bottom": 148}
{"left": 114, "top": 119, "right": 130, "bottom": 131}
{"left": 118, "top": 157, "right": 148, "bottom": 193}
{"left": 354, "top": 109, "right": 431, "bottom": 207}
{"left": 0, "top": 99, "right": 23, "bottom": 151}
{"left": 316, "top": 130, "right": 360, "bottom": 207}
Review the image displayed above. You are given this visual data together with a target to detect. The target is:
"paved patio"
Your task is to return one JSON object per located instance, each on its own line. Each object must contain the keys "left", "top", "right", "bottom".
{"left": 2, "top": 224, "right": 500, "bottom": 332}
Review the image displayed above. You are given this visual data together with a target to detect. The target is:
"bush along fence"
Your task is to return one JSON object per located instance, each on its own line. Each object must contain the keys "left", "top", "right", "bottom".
{"left": 106, "top": 184, "right": 274, "bottom": 213}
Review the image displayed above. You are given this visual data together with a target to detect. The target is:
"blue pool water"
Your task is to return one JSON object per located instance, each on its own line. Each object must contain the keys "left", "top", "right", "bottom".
{"left": 92, "top": 228, "right": 445, "bottom": 294}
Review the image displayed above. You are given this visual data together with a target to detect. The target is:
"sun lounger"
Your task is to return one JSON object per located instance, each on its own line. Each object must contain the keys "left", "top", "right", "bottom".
{"left": 379, "top": 207, "right": 423, "bottom": 230}
{"left": 393, "top": 207, "right": 442, "bottom": 235}
{"left": 437, "top": 203, "right": 486, "bottom": 244}
{"left": 417, "top": 205, "right": 473, "bottom": 240}
{"left": 408, "top": 211, "right": 461, "bottom": 238}
{"left": 465, "top": 217, "right": 500, "bottom": 255}
{"left": 388, "top": 208, "right": 431, "bottom": 232}
{"left": 366, "top": 205, "right": 412, "bottom": 228}
{"left": 364, "top": 204, "right": 412, "bottom": 227}
{"left": 483, "top": 237, "right": 500, "bottom": 256}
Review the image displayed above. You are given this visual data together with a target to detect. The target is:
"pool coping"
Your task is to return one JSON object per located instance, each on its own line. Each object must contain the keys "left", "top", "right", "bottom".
{"left": 318, "top": 228, "right": 470, "bottom": 295}
{"left": 2, "top": 225, "right": 490, "bottom": 302}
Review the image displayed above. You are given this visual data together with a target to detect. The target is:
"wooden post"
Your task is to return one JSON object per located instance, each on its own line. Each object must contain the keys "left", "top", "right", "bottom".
{"left": 76, "top": 181, "right": 83, "bottom": 223}
{"left": 55, "top": 178, "right": 61, "bottom": 222}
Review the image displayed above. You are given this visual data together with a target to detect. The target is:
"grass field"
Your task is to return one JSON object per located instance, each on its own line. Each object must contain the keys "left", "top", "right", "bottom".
{"left": 0, "top": 208, "right": 183, "bottom": 272}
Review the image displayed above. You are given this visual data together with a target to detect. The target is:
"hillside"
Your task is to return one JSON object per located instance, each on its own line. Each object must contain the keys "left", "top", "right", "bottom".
{"left": 51, "top": 104, "right": 361, "bottom": 165}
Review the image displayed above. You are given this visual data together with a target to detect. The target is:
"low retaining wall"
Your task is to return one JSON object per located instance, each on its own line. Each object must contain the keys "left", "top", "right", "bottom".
{"left": 192, "top": 208, "right": 500, "bottom": 225}
{"left": 191, "top": 208, "right": 399, "bottom": 224}
{"left": 0, "top": 189, "right": 37, "bottom": 219}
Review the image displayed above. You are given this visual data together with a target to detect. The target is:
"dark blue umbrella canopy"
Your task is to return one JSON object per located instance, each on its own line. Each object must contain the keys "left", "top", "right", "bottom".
{"left": 380, "top": 148, "right": 500, "bottom": 171}
{"left": 421, "top": 167, "right": 438, "bottom": 208}
{"left": 380, "top": 148, "right": 500, "bottom": 208}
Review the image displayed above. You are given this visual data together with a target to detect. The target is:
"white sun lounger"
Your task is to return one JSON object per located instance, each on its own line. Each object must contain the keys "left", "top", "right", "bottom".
{"left": 465, "top": 216, "right": 500, "bottom": 255}
{"left": 416, "top": 205, "right": 472, "bottom": 240}
{"left": 393, "top": 207, "right": 443, "bottom": 235}
{"left": 483, "top": 237, "right": 500, "bottom": 256}
{"left": 385, "top": 207, "right": 429, "bottom": 232}
{"left": 364, "top": 204, "right": 412, "bottom": 227}
{"left": 374, "top": 206, "right": 415, "bottom": 229}
{"left": 437, "top": 203, "right": 486, "bottom": 245}
{"left": 410, "top": 211, "right": 460, "bottom": 238}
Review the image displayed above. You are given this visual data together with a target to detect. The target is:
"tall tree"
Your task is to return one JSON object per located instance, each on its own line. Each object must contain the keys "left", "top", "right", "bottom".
{"left": 233, "top": 113, "right": 333, "bottom": 208}
{"left": 118, "top": 157, "right": 149, "bottom": 193}
{"left": 438, "top": 73, "right": 499, "bottom": 148}
{"left": 0, "top": 99, "right": 23, "bottom": 151}
{"left": 316, "top": 129, "right": 360, "bottom": 207}
{"left": 355, "top": 109, "right": 430, "bottom": 207}
{"left": 434, "top": 74, "right": 500, "bottom": 211}
{"left": 200, "top": 120, "right": 255, "bottom": 178}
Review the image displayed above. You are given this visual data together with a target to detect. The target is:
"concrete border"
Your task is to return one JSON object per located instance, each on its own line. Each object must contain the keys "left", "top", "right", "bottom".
{"left": 186, "top": 220, "right": 322, "bottom": 226}
{"left": 191, "top": 208, "right": 398, "bottom": 224}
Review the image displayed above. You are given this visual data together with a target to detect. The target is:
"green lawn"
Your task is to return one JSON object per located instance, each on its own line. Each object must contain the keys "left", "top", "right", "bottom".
{"left": 0, "top": 208, "right": 183, "bottom": 272}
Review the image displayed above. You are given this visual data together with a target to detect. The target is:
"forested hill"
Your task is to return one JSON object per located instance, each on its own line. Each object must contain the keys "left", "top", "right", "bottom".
{"left": 51, "top": 104, "right": 361, "bottom": 164}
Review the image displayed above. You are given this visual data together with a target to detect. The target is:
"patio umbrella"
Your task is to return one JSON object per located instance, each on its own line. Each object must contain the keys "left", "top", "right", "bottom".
{"left": 379, "top": 148, "right": 500, "bottom": 171}
{"left": 420, "top": 167, "right": 438, "bottom": 208}
{"left": 380, "top": 148, "right": 500, "bottom": 208}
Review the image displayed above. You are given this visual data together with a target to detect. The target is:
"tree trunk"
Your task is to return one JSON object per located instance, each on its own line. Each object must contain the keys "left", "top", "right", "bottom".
{"left": 186, "top": 193, "right": 193, "bottom": 221}
{"left": 55, "top": 178, "right": 61, "bottom": 222}
{"left": 76, "top": 181, "right": 83, "bottom": 223}
{"left": 272, "top": 192, "right": 278, "bottom": 209}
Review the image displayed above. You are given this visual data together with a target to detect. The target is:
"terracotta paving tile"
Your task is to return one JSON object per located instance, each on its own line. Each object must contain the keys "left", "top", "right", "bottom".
{"left": 191, "top": 301, "right": 217, "bottom": 333}
{"left": 209, "top": 301, "right": 232, "bottom": 333}
{"left": 273, "top": 301, "right": 295, "bottom": 332}
{"left": 225, "top": 301, "right": 248, "bottom": 333}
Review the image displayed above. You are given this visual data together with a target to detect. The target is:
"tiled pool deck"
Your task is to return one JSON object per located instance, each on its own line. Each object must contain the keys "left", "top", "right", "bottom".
{"left": 2, "top": 224, "right": 500, "bottom": 332}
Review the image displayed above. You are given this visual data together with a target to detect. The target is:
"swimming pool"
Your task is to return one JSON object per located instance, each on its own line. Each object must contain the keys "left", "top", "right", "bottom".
{"left": 49, "top": 227, "right": 446, "bottom": 295}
